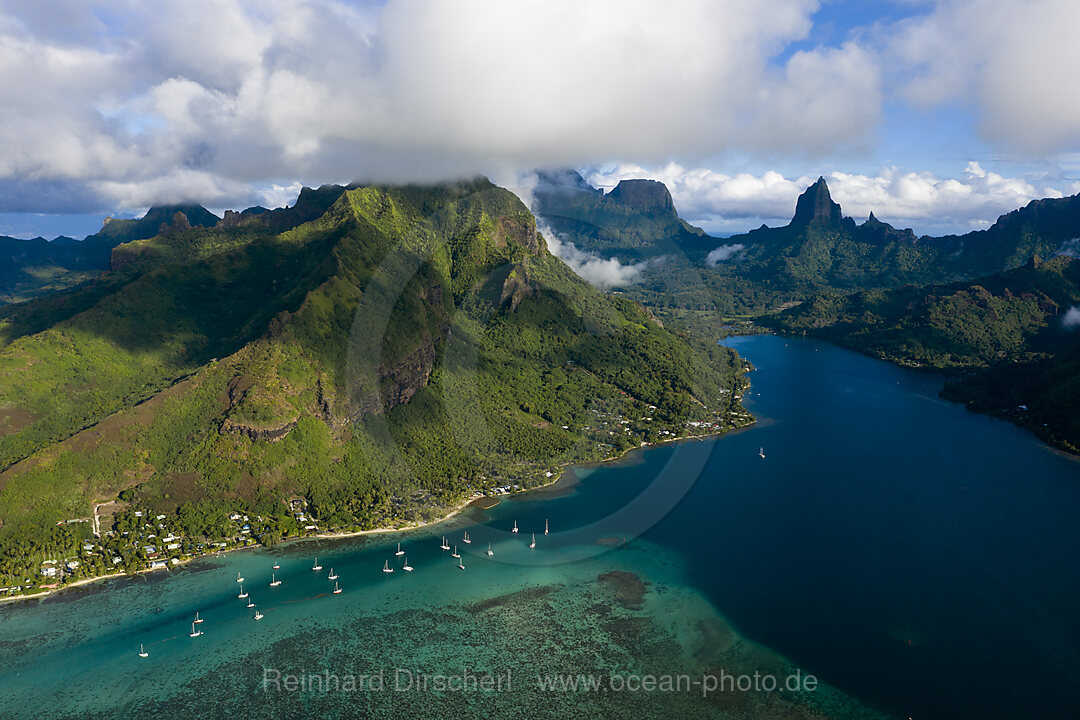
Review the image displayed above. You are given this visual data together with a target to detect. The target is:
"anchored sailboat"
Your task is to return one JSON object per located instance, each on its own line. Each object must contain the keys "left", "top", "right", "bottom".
{"left": 529, "top": 533, "right": 536, "bottom": 549}
{"left": 545, "top": 519, "right": 549, "bottom": 535}
{"left": 402, "top": 557, "right": 413, "bottom": 572}
{"left": 463, "top": 531, "right": 471, "bottom": 544}
{"left": 312, "top": 557, "right": 322, "bottom": 571}
{"left": 332, "top": 581, "right": 342, "bottom": 594}
{"left": 138, "top": 644, "right": 148, "bottom": 658}
{"left": 194, "top": 611, "right": 203, "bottom": 624}
{"left": 759, "top": 447, "right": 765, "bottom": 459}
{"left": 486, "top": 542, "right": 494, "bottom": 557}
{"left": 511, "top": 521, "right": 519, "bottom": 533}
{"left": 451, "top": 545, "right": 460, "bottom": 559}
{"left": 395, "top": 542, "right": 405, "bottom": 556}
{"left": 269, "top": 573, "right": 281, "bottom": 587}
{"left": 382, "top": 560, "right": 394, "bottom": 573}
{"left": 189, "top": 622, "right": 202, "bottom": 638}
{"left": 254, "top": 610, "right": 263, "bottom": 620}
{"left": 237, "top": 585, "right": 247, "bottom": 599}
{"left": 440, "top": 536, "right": 450, "bottom": 550}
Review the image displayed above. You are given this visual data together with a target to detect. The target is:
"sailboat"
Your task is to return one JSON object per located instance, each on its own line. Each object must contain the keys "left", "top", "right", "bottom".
{"left": 529, "top": 533, "right": 536, "bottom": 549}
{"left": 269, "top": 573, "right": 281, "bottom": 587}
{"left": 189, "top": 622, "right": 202, "bottom": 638}
{"left": 759, "top": 447, "right": 766, "bottom": 459}
{"left": 138, "top": 644, "right": 148, "bottom": 658}
{"left": 440, "top": 536, "right": 450, "bottom": 550}
{"left": 254, "top": 610, "right": 263, "bottom": 620}
{"left": 382, "top": 560, "right": 394, "bottom": 573}
{"left": 511, "top": 521, "right": 519, "bottom": 533}
{"left": 458, "top": 558, "right": 465, "bottom": 570}
{"left": 328, "top": 568, "right": 338, "bottom": 581}
{"left": 194, "top": 611, "right": 204, "bottom": 624}
{"left": 246, "top": 598, "right": 255, "bottom": 608}
{"left": 402, "top": 557, "right": 413, "bottom": 572}
{"left": 238, "top": 584, "right": 248, "bottom": 599}
{"left": 332, "top": 581, "right": 342, "bottom": 594}
{"left": 486, "top": 542, "right": 494, "bottom": 557}
{"left": 462, "top": 531, "right": 471, "bottom": 544}
{"left": 272, "top": 562, "right": 280, "bottom": 570}
{"left": 545, "top": 519, "right": 549, "bottom": 535}
{"left": 395, "top": 542, "right": 405, "bottom": 556}
{"left": 236, "top": 571, "right": 244, "bottom": 583}
{"left": 451, "top": 545, "right": 460, "bottom": 559}
{"left": 312, "top": 557, "right": 322, "bottom": 571}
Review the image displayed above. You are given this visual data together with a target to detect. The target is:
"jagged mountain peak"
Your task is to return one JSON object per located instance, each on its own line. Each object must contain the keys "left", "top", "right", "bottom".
{"left": 791, "top": 176, "right": 842, "bottom": 227}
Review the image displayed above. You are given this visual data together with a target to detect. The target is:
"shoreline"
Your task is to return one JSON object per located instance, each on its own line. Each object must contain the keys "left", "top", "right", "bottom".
{"left": 0, "top": 421, "right": 754, "bottom": 607}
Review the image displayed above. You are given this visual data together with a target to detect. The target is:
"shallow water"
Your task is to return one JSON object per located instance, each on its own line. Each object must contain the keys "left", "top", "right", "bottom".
{"left": 1, "top": 335, "right": 1076, "bottom": 719}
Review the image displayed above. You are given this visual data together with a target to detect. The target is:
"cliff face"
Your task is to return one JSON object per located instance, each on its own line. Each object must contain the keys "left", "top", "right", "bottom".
{"left": 791, "top": 177, "right": 842, "bottom": 228}
{"left": 607, "top": 179, "right": 675, "bottom": 214}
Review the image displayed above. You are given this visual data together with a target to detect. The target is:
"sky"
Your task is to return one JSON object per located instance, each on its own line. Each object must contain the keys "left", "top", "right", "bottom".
{"left": 2, "top": 0, "right": 1080, "bottom": 239}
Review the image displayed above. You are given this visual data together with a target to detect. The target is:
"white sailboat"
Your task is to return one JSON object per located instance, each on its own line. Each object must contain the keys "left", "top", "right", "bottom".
{"left": 458, "top": 558, "right": 465, "bottom": 570}
{"left": 440, "top": 536, "right": 450, "bottom": 550}
{"left": 236, "top": 571, "right": 244, "bottom": 583}
{"left": 332, "top": 581, "right": 342, "bottom": 594}
{"left": 451, "top": 546, "right": 460, "bottom": 559}
{"left": 238, "top": 584, "right": 248, "bottom": 599}
{"left": 382, "top": 560, "right": 394, "bottom": 573}
{"left": 189, "top": 622, "right": 202, "bottom": 638}
{"left": 272, "top": 562, "right": 280, "bottom": 570}
{"left": 545, "top": 519, "right": 549, "bottom": 535}
{"left": 327, "top": 568, "right": 338, "bottom": 581}
{"left": 395, "top": 542, "right": 405, "bottom": 556}
{"left": 254, "top": 610, "right": 263, "bottom": 620}
{"left": 312, "top": 557, "right": 322, "bottom": 571}
{"left": 138, "top": 644, "right": 148, "bottom": 658}
{"left": 402, "top": 557, "right": 413, "bottom": 572}
{"left": 462, "top": 531, "right": 471, "bottom": 544}
{"left": 529, "top": 533, "right": 536, "bottom": 549}
{"left": 759, "top": 447, "right": 765, "bottom": 459}
{"left": 486, "top": 542, "right": 494, "bottom": 557}
{"left": 270, "top": 573, "right": 281, "bottom": 587}
{"left": 511, "top": 521, "right": 519, "bottom": 533}
{"left": 246, "top": 598, "right": 255, "bottom": 608}
{"left": 194, "top": 611, "right": 203, "bottom": 624}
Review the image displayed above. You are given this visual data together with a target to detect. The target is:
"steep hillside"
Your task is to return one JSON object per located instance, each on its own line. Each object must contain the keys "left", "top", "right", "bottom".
{"left": 0, "top": 205, "right": 221, "bottom": 305}
{"left": 0, "top": 180, "right": 749, "bottom": 580}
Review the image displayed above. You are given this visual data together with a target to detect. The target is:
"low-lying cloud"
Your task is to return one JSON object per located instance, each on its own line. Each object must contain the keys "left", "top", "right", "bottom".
{"left": 705, "top": 244, "right": 745, "bottom": 266}
{"left": 1063, "top": 306, "right": 1080, "bottom": 329}
{"left": 540, "top": 227, "right": 647, "bottom": 290}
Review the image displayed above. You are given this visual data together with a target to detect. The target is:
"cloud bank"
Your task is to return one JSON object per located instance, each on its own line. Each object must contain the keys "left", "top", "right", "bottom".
{"left": 0, "top": 0, "right": 877, "bottom": 214}
{"left": 587, "top": 162, "right": 1076, "bottom": 236}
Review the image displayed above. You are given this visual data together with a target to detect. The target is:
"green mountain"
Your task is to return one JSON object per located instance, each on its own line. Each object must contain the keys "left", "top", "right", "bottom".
{"left": 534, "top": 173, "right": 1080, "bottom": 320}
{"left": 765, "top": 255, "right": 1080, "bottom": 451}
{"left": 0, "top": 180, "right": 748, "bottom": 575}
{"left": 0, "top": 205, "right": 221, "bottom": 305}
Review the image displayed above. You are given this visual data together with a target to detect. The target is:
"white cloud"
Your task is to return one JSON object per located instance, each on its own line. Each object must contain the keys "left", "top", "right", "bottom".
{"left": 541, "top": 228, "right": 649, "bottom": 289}
{"left": 586, "top": 162, "right": 1067, "bottom": 235}
{"left": 706, "top": 244, "right": 745, "bottom": 266}
{"left": 0, "top": 0, "right": 888, "bottom": 214}
{"left": 506, "top": 171, "right": 648, "bottom": 289}
{"left": 1063, "top": 306, "right": 1080, "bottom": 330}
{"left": 888, "top": 0, "right": 1080, "bottom": 155}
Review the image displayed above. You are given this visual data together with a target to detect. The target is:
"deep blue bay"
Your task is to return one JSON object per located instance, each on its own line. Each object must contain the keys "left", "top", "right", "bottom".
{"left": 0, "top": 334, "right": 1077, "bottom": 719}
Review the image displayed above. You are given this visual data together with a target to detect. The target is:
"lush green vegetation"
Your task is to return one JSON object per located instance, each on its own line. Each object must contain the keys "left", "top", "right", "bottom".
{"left": 0, "top": 180, "right": 749, "bottom": 591}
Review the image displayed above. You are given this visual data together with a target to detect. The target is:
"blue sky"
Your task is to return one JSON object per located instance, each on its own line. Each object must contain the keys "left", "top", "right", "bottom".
{"left": 0, "top": 0, "right": 1078, "bottom": 238}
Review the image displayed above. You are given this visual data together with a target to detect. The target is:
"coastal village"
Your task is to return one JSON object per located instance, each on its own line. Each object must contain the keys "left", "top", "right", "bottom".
{"left": 0, "top": 392, "right": 753, "bottom": 601}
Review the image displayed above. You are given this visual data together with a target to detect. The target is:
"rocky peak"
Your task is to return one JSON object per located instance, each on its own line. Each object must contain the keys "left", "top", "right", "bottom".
{"left": 791, "top": 177, "right": 842, "bottom": 228}
{"left": 606, "top": 179, "right": 675, "bottom": 213}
